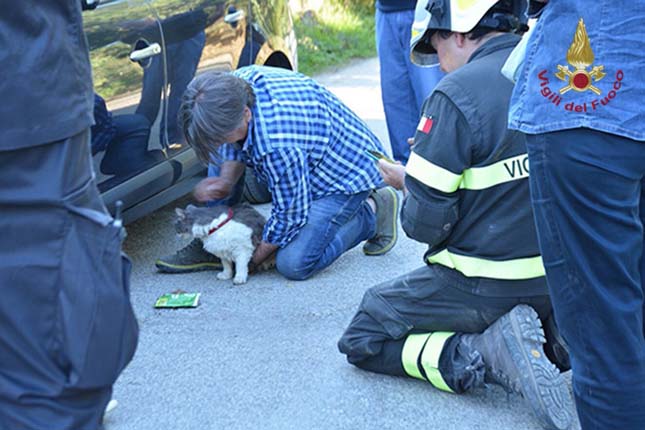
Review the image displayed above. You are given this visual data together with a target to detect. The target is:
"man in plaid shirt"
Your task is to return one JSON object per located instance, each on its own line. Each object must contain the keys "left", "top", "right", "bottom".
{"left": 156, "top": 66, "right": 400, "bottom": 280}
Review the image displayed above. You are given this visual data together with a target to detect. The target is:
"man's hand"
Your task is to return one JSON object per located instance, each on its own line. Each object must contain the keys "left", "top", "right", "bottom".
{"left": 248, "top": 253, "right": 276, "bottom": 274}
{"left": 193, "top": 161, "right": 245, "bottom": 202}
{"left": 193, "top": 177, "right": 234, "bottom": 202}
{"left": 377, "top": 159, "right": 406, "bottom": 191}
{"left": 251, "top": 241, "right": 279, "bottom": 269}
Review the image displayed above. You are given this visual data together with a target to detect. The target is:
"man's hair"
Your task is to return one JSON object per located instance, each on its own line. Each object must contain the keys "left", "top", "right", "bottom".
{"left": 178, "top": 71, "right": 256, "bottom": 164}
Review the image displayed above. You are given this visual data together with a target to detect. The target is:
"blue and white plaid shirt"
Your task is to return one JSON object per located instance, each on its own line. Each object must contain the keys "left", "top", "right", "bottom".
{"left": 218, "top": 66, "right": 386, "bottom": 247}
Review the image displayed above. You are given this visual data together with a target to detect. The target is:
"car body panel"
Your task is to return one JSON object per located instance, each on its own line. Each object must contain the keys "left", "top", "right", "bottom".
{"left": 82, "top": 0, "right": 296, "bottom": 223}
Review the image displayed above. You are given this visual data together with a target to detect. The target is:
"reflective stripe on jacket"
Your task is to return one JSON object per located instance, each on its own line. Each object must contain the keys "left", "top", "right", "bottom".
{"left": 402, "top": 34, "right": 548, "bottom": 293}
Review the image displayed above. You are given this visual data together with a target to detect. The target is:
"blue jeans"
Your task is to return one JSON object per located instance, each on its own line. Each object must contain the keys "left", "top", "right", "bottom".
{"left": 207, "top": 164, "right": 376, "bottom": 280}
{"left": 526, "top": 129, "right": 645, "bottom": 430}
{"left": 376, "top": 9, "right": 443, "bottom": 163}
{"left": 275, "top": 192, "right": 376, "bottom": 280}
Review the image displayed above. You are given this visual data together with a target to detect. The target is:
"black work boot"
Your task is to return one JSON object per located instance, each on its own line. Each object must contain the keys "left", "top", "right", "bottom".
{"left": 363, "top": 186, "right": 400, "bottom": 255}
{"left": 462, "top": 305, "right": 573, "bottom": 430}
{"left": 155, "top": 238, "right": 223, "bottom": 273}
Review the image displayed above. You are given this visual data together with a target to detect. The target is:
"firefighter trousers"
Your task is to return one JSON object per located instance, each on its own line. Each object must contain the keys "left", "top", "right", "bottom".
{"left": 338, "top": 263, "right": 567, "bottom": 392}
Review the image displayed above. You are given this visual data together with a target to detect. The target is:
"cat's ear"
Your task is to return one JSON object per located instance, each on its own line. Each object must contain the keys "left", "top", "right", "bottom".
{"left": 175, "top": 208, "right": 186, "bottom": 218}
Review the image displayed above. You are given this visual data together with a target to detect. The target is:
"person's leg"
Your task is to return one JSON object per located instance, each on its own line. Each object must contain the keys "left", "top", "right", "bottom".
{"left": 338, "top": 265, "right": 558, "bottom": 386}
{"left": 641, "top": 179, "right": 645, "bottom": 338}
{"left": 400, "top": 9, "right": 443, "bottom": 111}
{"left": 164, "top": 32, "right": 206, "bottom": 145}
{"left": 376, "top": 9, "right": 418, "bottom": 163}
{"left": 101, "top": 114, "right": 163, "bottom": 177}
{"left": 339, "top": 265, "right": 494, "bottom": 382}
{"left": 275, "top": 191, "right": 374, "bottom": 280}
{"left": 527, "top": 129, "right": 645, "bottom": 429}
{"left": 376, "top": 10, "right": 443, "bottom": 163}
{"left": 339, "top": 265, "right": 572, "bottom": 428}
{"left": 407, "top": 64, "right": 442, "bottom": 114}
{"left": 135, "top": 55, "right": 164, "bottom": 125}
{"left": 0, "top": 130, "right": 138, "bottom": 430}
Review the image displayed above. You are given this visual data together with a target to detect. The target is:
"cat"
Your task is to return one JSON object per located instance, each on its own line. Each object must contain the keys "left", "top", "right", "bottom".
{"left": 174, "top": 203, "right": 266, "bottom": 285}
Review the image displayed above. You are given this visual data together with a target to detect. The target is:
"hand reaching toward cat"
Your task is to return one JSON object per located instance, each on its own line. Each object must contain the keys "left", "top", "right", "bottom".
{"left": 193, "top": 177, "right": 234, "bottom": 201}
{"left": 248, "top": 253, "right": 276, "bottom": 274}
{"left": 193, "top": 161, "right": 245, "bottom": 202}
{"left": 250, "top": 241, "right": 278, "bottom": 273}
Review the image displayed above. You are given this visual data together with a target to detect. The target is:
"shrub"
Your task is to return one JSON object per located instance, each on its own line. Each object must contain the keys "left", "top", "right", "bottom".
{"left": 293, "top": 0, "right": 376, "bottom": 76}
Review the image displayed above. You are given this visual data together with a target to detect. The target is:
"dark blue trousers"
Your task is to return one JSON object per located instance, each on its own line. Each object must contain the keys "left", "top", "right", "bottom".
{"left": 136, "top": 31, "right": 206, "bottom": 145}
{"left": 526, "top": 128, "right": 645, "bottom": 430}
{"left": 100, "top": 113, "right": 164, "bottom": 177}
{"left": 338, "top": 264, "right": 565, "bottom": 392}
{"left": 0, "top": 131, "right": 138, "bottom": 430}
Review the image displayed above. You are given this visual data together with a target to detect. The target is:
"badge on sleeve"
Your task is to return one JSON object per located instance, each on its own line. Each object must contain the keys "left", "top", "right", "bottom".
{"left": 417, "top": 115, "right": 433, "bottom": 134}
{"left": 536, "top": 18, "right": 624, "bottom": 113}
{"left": 555, "top": 18, "right": 605, "bottom": 95}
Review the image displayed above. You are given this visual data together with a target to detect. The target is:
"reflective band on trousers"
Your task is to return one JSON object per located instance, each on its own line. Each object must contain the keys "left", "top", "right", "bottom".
{"left": 402, "top": 333, "right": 430, "bottom": 381}
{"left": 405, "top": 152, "right": 530, "bottom": 193}
{"left": 401, "top": 332, "right": 455, "bottom": 393}
{"left": 421, "top": 332, "right": 454, "bottom": 393}
{"left": 427, "top": 248, "right": 545, "bottom": 280}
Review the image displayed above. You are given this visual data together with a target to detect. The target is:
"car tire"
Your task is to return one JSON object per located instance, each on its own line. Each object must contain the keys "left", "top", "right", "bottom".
{"left": 242, "top": 166, "right": 271, "bottom": 204}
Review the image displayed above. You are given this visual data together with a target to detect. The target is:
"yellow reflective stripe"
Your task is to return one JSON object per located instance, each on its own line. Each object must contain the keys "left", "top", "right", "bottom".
{"left": 460, "top": 154, "right": 529, "bottom": 190}
{"left": 455, "top": 0, "right": 478, "bottom": 9}
{"left": 427, "top": 249, "right": 545, "bottom": 280}
{"left": 420, "top": 332, "right": 455, "bottom": 393}
{"left": 401, "top": 333, "right": 431, "bottom": 380}
{"left": 405, "top": 152, "right": 530, "bottom": 192}
{"left": 406, "top": 152, "right": 462, "bottom": 193}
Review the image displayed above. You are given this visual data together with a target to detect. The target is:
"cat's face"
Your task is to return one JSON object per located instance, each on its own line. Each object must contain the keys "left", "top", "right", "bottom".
{"left": 174, "top": 206, "right": 195, "bottom": 240}
{"left": 173, "top": 204, "right": 230, "bottom": 239}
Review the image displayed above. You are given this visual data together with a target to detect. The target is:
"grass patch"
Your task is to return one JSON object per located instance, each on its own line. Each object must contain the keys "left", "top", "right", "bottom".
{"left": 294, "top": 2, "right": 375, "bottom": 76}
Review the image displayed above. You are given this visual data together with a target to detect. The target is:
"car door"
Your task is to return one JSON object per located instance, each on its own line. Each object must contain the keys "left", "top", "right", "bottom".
{"left": 121, "top": 0, "right": 250, "bottom": 222}
{"left": 84, "top": 0, "right": 250, "bottom": 221}
{"left": 83, "top": 0, "right": 174, "bottom": 213}
{"left": 148, "top": 0, "right": 249, "bottom": 152}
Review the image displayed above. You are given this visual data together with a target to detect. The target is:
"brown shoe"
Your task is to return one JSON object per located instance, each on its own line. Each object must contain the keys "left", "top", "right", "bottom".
{"left": 363, "top": 186, "right": 400, "bottom": 255}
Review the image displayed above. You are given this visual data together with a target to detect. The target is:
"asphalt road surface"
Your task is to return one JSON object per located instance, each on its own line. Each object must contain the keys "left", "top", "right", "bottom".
{"left": 109, "top": 58, "right": 580, "bottom": 430}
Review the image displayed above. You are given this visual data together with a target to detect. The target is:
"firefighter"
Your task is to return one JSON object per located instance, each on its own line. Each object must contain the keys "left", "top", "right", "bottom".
{"left": 508, "top": 1, "right": 645, "bottom": 428}
{"left": 0, "top": 2, "right": 138, "bottom": 429}
{"left": 338, "top": 1, "right": 573, "bottom": 429}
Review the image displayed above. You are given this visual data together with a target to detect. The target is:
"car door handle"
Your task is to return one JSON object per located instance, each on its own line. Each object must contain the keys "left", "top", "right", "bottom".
{"left": 129, "top": 43, "right": 161, "bottom": 62}
{"left": 224, "top": 9, "right": 245, "bottom": 24}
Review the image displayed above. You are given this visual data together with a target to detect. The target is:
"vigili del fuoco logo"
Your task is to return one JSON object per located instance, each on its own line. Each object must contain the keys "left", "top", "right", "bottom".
{"left": 536, "top": 18, "right": 624, "bottom": 113}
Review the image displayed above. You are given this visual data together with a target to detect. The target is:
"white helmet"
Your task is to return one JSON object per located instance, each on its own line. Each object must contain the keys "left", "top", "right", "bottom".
{"left": 410, "top": 0, "right": 529, "bottom": 66}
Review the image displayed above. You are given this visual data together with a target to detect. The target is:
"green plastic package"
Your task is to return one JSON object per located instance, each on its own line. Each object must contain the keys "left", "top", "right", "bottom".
{"left": 154, "top": 292, "right": 201, "bottom": 308}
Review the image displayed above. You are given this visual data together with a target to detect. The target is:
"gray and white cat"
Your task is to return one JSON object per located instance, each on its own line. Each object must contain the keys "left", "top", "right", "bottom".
{"left": 174, "top": 203, "right": 266, "bottom": 284}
